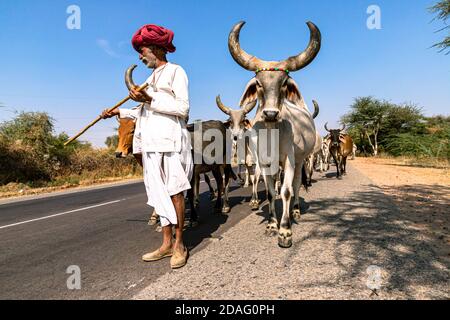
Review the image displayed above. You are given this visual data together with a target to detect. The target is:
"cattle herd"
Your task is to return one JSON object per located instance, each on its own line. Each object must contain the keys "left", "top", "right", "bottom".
{"left": 115, "top": 21, "right": 356, "bottom": 248}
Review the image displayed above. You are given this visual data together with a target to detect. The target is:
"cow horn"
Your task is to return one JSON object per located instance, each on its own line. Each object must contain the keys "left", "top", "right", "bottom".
{"left": 125, "top": 64, "right": 138, "bottom": 91}
{"left": 282, "top": 22, "right": 321, "bottom": 71}
{"left": 228, "top": 21, "right": 260, "bottom": 71}
{"left": 340, "top": 123, "right": 346, "bottom": 131}
{"left": 216, "top": 95, "right": 231, "bottom": 115}
{"left": 324, "top": 122, "right": 330, "bottom": 132}
{"left": 312, "top": 100, "right": 320, "bottom": 119}
{"left": 228, "top": 21, "right": 321, "bottom": 72}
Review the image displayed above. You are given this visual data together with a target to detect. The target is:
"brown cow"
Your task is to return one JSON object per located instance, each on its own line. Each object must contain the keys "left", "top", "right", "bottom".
{"left": 324, "top": 123, "right": 353, "bottom": 179}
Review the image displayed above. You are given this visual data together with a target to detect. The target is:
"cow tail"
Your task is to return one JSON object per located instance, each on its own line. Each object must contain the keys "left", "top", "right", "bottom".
{"left": 302, "top": 164, "right": 308, "bottom": 192}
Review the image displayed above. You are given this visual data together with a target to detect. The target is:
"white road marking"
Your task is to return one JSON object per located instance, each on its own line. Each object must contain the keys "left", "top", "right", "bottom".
{"left": 0, "top": 176, "right": 223, "bottom": 231}
{"left": 0, "top": 199, "right": 123, "bottom": 230}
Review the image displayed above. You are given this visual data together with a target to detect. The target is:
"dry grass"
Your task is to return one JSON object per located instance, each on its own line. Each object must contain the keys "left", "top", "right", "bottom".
{"left": 369, "top": 153, "right": 450, "bottom": 169}
{"left": 0, "top": 148, "right": 143, "bottom": 199}
{"left": 0, "top": 174, "right": 142, "bottom": 199}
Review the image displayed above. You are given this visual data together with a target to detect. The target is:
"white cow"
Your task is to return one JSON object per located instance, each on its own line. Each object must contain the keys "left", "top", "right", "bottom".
{"left": 227, "top": 20, "right": 321, "bottom": 248}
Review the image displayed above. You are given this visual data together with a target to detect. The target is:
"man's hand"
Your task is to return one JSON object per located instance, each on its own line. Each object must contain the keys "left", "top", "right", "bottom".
{"left": 129, "top": 86, "right": 152, "bottom": 103}
{"left": 101, "top": 109, "right": 120, "bottom": 119}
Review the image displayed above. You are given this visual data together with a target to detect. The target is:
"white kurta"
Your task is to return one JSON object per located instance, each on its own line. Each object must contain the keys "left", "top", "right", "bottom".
{"left": 119, "top": 62, "right": 193, "bottom": 227}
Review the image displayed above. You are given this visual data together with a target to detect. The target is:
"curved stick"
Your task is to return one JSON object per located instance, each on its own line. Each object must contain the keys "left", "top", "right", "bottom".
{"left": 64, "top": 82, "right": 149, "bottom": 146}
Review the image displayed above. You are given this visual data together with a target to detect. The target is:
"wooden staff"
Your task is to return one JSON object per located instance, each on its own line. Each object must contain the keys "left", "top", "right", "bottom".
{"left": 64, "top": 83, "right": 149, "bottom": 146}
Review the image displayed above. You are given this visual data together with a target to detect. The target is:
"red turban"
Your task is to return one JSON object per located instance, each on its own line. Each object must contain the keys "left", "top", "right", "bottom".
{"left": 131, "top": 24, "right": 176, "bottom": 53}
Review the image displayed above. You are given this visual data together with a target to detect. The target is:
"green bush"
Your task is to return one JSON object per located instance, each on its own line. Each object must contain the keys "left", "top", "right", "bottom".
{"left": 0, "top": 111, "right": 141, "bottom": 187}
{"left": 384, "top": 124, "right": 450, "bottom": 159}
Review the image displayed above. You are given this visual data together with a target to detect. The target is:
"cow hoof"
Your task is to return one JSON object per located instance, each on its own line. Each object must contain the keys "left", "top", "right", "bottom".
{"left": 265, "top": 223, "right": 278, "bottom": 237}
{"left": 278, "top": 228, "right": 292, "bottom": 248}
{"left": 148, "top": 219, "right": 159, "bottom": 226}
{"left": 155, "top": 225, "right": 162, "bottom": 233}
{"left": 250, "top": 200, "right": 260, "bottom": 211}
{"left": 222, "top": 206, "right": 231, "bottom": 214}
{"left": 292, "top": 210, "right": 301, "bottom": 223}
{"left": 244, "top": 183, "right": 250, "bottom": 188}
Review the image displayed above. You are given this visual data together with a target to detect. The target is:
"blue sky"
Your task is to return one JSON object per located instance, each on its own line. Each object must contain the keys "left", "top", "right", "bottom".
{"left": 0, "top": 0, "right": 448, "bottom": 147}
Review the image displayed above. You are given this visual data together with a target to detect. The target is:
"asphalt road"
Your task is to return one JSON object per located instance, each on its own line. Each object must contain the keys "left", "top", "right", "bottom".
{"left": 0, "top": 178, "right": 253, "bottom": 299}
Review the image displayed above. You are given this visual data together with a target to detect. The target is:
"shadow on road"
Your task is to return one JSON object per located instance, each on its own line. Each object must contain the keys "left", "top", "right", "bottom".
{"left": 282, "top": 184, "right": 450, "bottom": 298}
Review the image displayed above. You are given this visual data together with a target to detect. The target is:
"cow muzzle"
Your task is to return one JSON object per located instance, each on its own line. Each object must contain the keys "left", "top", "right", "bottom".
{"left": 263, "top": 109, "right": 280, "bottom": 122}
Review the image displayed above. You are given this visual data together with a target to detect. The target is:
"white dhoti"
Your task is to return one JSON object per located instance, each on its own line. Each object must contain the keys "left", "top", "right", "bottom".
{"left": 141, "top": 129, "right": 193, "bottom": 227}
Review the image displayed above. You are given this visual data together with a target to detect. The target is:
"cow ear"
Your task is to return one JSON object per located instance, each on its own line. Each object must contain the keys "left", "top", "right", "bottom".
{"left": 243, "top": 119, "right": 252, "bottom": 129}
{"left": 239, "top": 78, "right": 258, "bottom": 107}
{"left": 223, "top": 120, "right": 231, "bottom": 129}
{"left": 285, "top": 78, "right": 304, "bottom": 105}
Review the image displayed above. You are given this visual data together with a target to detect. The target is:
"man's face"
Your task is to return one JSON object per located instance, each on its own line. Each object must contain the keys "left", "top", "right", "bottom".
{"left": 139, "top": 46, "right": 158, "bottom": 68}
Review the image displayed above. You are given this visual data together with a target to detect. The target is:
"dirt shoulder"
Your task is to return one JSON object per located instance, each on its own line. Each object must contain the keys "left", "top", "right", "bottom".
{"left": 351, "top": 157, "right": 450, "bottom": 268}
{"left": 0, "top": 176, "right": 142, "bottom": 201}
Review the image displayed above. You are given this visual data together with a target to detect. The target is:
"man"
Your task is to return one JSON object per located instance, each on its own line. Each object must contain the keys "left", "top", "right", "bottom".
{"left": 101, "top": 24, "right": 192, "bottom": 269}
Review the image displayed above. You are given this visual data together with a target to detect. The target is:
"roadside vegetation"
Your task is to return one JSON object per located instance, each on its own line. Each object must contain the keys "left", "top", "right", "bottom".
{"left": 429, "top": 0, "right": 450, "bottom": 54}
{"left": 0, "top": 94, "right": 448, "bottom": 198}
{"left": 0, "top": 112, "right": 141, "bottom": 198}
{"left": 341, "top": 97, "right": 450, "bottom": 168}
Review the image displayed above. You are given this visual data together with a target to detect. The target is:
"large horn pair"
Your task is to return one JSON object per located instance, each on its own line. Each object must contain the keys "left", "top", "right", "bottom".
{"left": 228, "top": 21, "right": 321, "bottom": 72}
{"left": 216, "top": 95, "right": 256, "bottom": 115}
{"left": 324, "top": 122, "right": 346, "bottom": 132}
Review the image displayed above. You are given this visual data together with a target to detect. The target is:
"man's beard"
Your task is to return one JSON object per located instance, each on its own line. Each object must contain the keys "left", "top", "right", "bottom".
{"left": 141, "top": 57, "right": 156, "bottom": 69}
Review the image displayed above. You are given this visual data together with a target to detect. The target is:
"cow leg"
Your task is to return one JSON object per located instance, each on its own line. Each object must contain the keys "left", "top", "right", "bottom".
{"left": 187, "top": 185, "right": 198, "bottom": 227}
{"left": 278, "top": 155, "right": 295, "bottom": 248}
{"left": 211, "top": 168, "right": 223, "bottom": 213}
{"left": 262, "top": 172, "right": 278, "bottom": 237}
{"left": 249, "top": 164, "right": 260, "bottom": 210}
{"left": 318, "top": 154, "right": 324, "bottom": 172}
{"left": 243, "top": 165, "right": 250, "bottom": 187}
{"left": 194, "top": 171, "right": 201, "bottom": 208}
{"left": 204, "top": 173, "right": 216, "bottom": 200}
{"left": 306, "top": 155, "right": 313, "bottom": 186}
{"left": 221, "top": 165, "right": 231, "bottom": 213}
{"left": 342, "top": 156, "right": 347, "bottom": 175}
{"left": 291, "top": 163, "right": 303, "bottom": 223}
{"left": 237, "top": 164, "right": 245, "bottom": 185}
{"left": 275, "top": 170, "right": 282, "bottom": 198}
{"left": 325, "top": 153, "right": 330, "bottom": 171}
{"left": 331, "top": 152, "right": 341, "bottom": 179}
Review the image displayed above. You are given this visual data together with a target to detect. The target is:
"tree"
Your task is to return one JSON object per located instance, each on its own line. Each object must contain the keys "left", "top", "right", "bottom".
{"left": 382, "top": 103, "right": 425, "bottom": 136}
{"left": 341, "top": 97, "right": 391, "bottom": 156}
{"left": 429, "top": 0, "right": 450, "bottom": 54}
